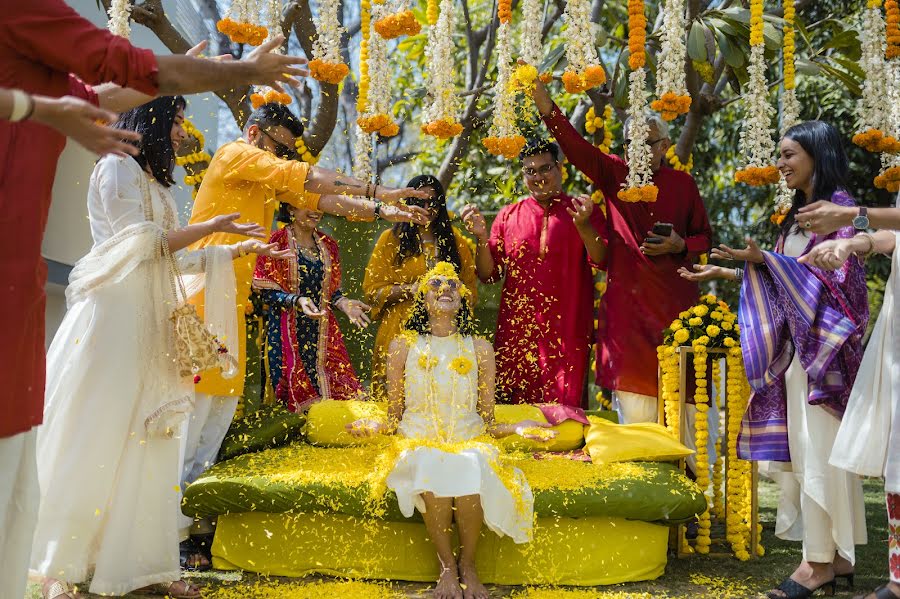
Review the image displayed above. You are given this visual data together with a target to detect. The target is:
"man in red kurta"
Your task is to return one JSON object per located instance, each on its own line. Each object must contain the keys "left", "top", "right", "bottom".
{"left": 461, "top": 140, "right": 605, "bottom": 407}
{"left": 533, "top": 81, "right": 712, "bottom": 423}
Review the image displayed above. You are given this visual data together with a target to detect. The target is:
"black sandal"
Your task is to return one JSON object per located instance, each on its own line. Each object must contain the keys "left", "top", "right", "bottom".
{"left": 767, "top": 577, "right": 836, "bottom": 599}
{"left": 854, "top": 585, "right": 900, "bottom": 599}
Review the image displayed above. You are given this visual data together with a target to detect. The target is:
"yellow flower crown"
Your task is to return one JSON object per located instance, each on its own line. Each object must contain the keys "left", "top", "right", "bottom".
{"left": 416, "top": 261, "right": 471, "bottom": 298}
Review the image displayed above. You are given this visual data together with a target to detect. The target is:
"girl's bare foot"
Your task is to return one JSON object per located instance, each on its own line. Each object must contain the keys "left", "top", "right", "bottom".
{"left": 458, "top": 560, "right": 489, "bottom": 599}
{"left": 434, "top": 566, "right": 463, "bottom": 599}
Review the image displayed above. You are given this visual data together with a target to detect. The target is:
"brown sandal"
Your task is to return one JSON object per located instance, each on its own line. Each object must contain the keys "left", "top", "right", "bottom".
{"left": 135, "top": 580, "right": 202, "bottom": 598}
{"left": 42, "top": 580, "right": 82, "bottom": 599}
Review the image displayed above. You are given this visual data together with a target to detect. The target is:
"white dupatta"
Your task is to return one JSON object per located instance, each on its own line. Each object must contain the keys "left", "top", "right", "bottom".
{"left": 831, "top": 232, "right": 900, "bottom": 493}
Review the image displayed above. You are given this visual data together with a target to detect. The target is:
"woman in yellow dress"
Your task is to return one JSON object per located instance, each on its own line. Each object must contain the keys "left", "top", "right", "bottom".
{"left": 364, "top": 175, "right": 478, "bottom": 400}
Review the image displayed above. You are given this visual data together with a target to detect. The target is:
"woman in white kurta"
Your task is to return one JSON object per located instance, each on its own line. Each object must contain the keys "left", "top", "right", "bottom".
{"left": 803, "top": 228, "right": 900, "bottom": 599}
{"left": 30, "top": 97, "right": 289, "bottom": 599}
{"left": 349, "top": 262, "right": 552, "bottom": 599}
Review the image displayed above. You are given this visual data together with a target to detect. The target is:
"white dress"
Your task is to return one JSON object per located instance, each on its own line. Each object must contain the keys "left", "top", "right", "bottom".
{"left": 763, "top": 230, "right": 867, "bottom": 564}
{"left": 386, "top": 334, "right": 534, "bottom": 544}
{"left": 831, "top": 232, "right": 900, "bottom": 494}
{"left": 30, "top": 155, "right": 236, "bottom": 595}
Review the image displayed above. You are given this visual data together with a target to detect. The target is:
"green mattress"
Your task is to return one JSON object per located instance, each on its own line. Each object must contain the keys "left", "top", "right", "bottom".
{"left": 184, "top": 441, "right": 705, "bottom": 525}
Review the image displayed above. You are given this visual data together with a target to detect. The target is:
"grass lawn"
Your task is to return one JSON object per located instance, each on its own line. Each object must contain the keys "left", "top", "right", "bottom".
{"left": 26, "top": 479, "right": 890, "bottom": 598}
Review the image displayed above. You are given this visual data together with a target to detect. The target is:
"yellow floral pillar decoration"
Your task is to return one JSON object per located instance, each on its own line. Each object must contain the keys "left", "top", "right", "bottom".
{"left": 692, "top": 341, "right": 711, "bottom": 554}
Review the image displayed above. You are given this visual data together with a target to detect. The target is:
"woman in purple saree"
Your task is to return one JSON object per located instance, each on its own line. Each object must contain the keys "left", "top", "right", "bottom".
{"left": 681, "top": 121, "right": 869, "bottom": 599}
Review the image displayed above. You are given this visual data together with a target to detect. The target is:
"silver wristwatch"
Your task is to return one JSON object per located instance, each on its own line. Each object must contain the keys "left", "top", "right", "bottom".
{"left": 852, "top": 207, "right": 869, "bottom": 231}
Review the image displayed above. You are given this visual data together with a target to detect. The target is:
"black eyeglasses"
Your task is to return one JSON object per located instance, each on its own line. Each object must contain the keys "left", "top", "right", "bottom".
{"left": 522, "top": 163, "right": 558, "bottom": 177}
{"left": 259, "top": 128, "right": 299, "bottom": 160}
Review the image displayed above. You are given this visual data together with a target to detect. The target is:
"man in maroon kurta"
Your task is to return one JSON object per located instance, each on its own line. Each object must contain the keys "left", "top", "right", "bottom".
{"left": 461, "top": 140, "right": 605, "bottom": 407}
{"left": 0, "top": 1, "right": 310, "bottom": 595}
{"left": 532, "top": 81, "right": 712, "bottom": 423}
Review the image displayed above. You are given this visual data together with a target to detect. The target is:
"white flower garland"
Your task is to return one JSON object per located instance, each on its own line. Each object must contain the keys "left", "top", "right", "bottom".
{"left": 564, "top": 0, "right": 597, "bottom": 74}
{"left": 857, "top": 5, "right": 891, "bottom": 136}
{"left": 365, "top": 3, "right": 392, "bottom": 119}
{"left": 422, "top": 0, "right": 460, "bottom": 130}
{"left": 738, "top": 44, "right": 777, "bottom": 170}
{"left": 107, "top": 0, "right": 132, "bottom": 38}
{"left": 353, "top": 125, "right": 373, "bottom": 181}
{"left": 654, "top": 0, "right": 688, "bottom": 102}
{"left": 520, "top": 0, "right": 543, "bottom": 66}
{"left": 488, "top": 24, "right": 517, "bottom": 139}
{"left": 312, "top": 0, "right": 344, "bottom": 64}
{"left": 624, "top": 69, "right": 654, "bottom": 190}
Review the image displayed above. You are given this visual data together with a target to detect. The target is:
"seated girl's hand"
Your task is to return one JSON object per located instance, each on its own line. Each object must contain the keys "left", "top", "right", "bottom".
{"left": 346, "top": 418, "right": 388, "bottom": 437}
{"left": 513, "top": 420, "right": 558, "bottom": 442}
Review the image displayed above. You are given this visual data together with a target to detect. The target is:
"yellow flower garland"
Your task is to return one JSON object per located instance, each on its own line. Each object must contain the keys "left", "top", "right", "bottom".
{"left": 295, "top": 137, "right": 319, "bottom": 165}
{"left": 175, "top": 119, "right": 211, "bottom": 197}
{"left": 693, "top": 343, "right": 711, "bottom": 554}
{"left": 584, "top": 105, "right": 614, "bottom": 153}
{"left": 711, "top": 359, "right": 725, "bottom": 520}
{"left": 666, "top": 145, "right": 693, "bottom": 173}
{"left": 357, "top": 0, "right": 372, "bottom": 114}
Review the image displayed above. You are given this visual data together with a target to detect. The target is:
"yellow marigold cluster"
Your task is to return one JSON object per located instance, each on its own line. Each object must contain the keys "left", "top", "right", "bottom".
{"left": 627, "top": 0, "right": 647, "bottom": 69}
{"left": 358, "top": 113, "right": 400, "bottom": 137}
{"left": 309, "top": 59, "right": 350, "bottom": 85}
{"left": 426, "top": 0, "right": 439, "bottom": 25}
{"left": 693, "top": 345, "right": 712, "bottom": 554}
{"left": 657, "top": 344, "right": 681, "bottom": 438}
{"left": 617, "top": 184, "right": 658, "bottom": 203}
{"left": 749, "top": 0, "right": 764, "bottom": 46}
{"left": 875, "top": 164, "right": 900, "bottom": 191}
{"left": 561, "top": 66, "right": 606, "bottom": 94}
{"left": 422, "top": 118, "right": 464, "bottom": 139}
{"left": 651, "top": 92, "right": 691, "bottom": 121}
{"left": 666, "top": 146, "right": 693, "bottom": 173}
{"left": 250, "top": 89, "right": 292, "bottom": 109}
{"left": 711, "top": 359, "right": 725, "bottom": 520}
{"left": 585, "top": 105, "right": 614, "bottom": 153}
{"left": 734, "top": 165, "right": 780, "bottom": 186}
{"left": 374, "top": 10, "right": 422, "bottom": 39}
{"left": 483, "top": 135, "right": 527, "bottom": 159}
{"left": 509, "top": 64, "right": 539, "bottom": 94}
{"left": 725, "top": 348, "right": 754, "bottom": 560}
{"left": 783, "top": 0, "right": 796, "bottom": 89}
{"left": 889, "top": 0, "right": 900, "bottom": 58}
{"left": 357, "top": 0, "right": 372, "bottom": 113}
{"left": 216, "top": 17, "right": 267, "bottom": 46}
{"left": 498, "top": 0, "right": 512, "bottom": 23}
{"left": 853, "top": 128, "right": 900, "bottom": 153}
{"left": 295, "top": 137, "right": 319, "bottom": 165}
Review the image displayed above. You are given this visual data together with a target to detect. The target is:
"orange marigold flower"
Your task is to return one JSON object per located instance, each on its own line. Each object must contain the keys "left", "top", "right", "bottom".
{"left": 373, "top": 10, "right": 421, "bottom": 39}
{"left": 562, "top": 68, "right": 606, "bottom": 94}
{"left": 627, "top": 0, "right": 647, "bottom": 69}
{"left": 483, "top": 135, "right": 527, "bottom": 159}
{"left": 358, "top": 113, "right": 393, "bottom": 134}
{"left": 539, "top": 72, "right": 553, "bottom": 84}
{"left": 617, "top": 184, "right": 658, "bottom": 203}
{"left": 498, "top": 0, "right": 512, "bottom": 23}
{"left": 650, "top": 92, "right": 692, "bottom": 121}
{"left": 422, "top": 119, "right": 463, "bottom": 139}
{"left": 734, "top": 165, "right": 780, "bottom": 186}
{"left": 309, "top": 59, "right": 350, "bottom": 85}
{"left": 886, "top": 0, "right": 900, "bottom": 59}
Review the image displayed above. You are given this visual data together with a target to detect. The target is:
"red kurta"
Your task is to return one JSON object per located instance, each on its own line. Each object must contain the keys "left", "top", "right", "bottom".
{"left": 544, "top": 104, "right": 712, "bottom": 397}
{"left": 489, "top": 193, "right": 604, "bottom": 407}
{"left": 0, "top": 0, "right": 159, "bottom": 437}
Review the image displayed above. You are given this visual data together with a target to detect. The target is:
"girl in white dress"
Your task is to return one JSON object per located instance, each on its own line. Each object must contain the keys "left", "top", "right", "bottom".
{"left": 31, "top": 96, "right": 290, "bottom": 599}
{"left": 349, "top": 261, "right": 553, "bottom": 599}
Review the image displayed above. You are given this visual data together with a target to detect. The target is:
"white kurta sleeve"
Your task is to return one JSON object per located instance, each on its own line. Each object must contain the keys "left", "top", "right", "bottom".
{"left": 174, "top": 248, "right": 207, "bottom": 275}
{"left": 95, "top": 156, "right": 147, "bottom": 234}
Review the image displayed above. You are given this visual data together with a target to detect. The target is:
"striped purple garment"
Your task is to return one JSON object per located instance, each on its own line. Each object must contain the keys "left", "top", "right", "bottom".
{"left": 737, "top": 191, "right": 868, "bottom": 462}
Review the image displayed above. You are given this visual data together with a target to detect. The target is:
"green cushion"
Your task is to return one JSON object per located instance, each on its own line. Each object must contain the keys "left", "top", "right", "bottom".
{"left": 187, "top": 443, "right": 705, "bottom": 525}
{"left": 217, "top": 405, "right": 306, "bottom": 462}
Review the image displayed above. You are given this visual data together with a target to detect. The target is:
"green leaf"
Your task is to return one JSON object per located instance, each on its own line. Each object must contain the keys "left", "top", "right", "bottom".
{"left": 715, "top": 27, "right": 745, "bottom": 68}
{"left": 688, "top": 22, "right": 708, "bottom": 62}
{"left": 794, "top": 58, "right": 823, "bottom": 77}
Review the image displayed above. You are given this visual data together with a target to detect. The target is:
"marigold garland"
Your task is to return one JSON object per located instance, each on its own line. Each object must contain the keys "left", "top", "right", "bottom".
{"left": 887, "top": 0, "right": 900, "bottom": 59}
{"left": 422, "top": 0, "right": 462, "bottom": 138}
{"left": 374, "top": 9, "right": 422, "bottom": 39}
{"left": 562, "top": 0, "right": 606, "bottom": 93}
{"left": 295, "top": 137, "right": 319, "bottom": 165}
{"left": 107, "top": 0, "right": 132, "bottom": 38}
{"left": 711, "top": 359, "right": 725, "bottom": 520}
{"left": 734, "top": 0, "right": 778, "bottom": 186}
{"left": 666, "top": 146, "right": 693, "bottom": 173}
{"left": 585, "top": 105, "right": 614, "bottom": 154}
{"left": 357, "top": 1, "right": 400, "bottom": 139}
{"left": 484, "top": 23, "right": 525, "bottom": 159}
{"left": 693, "top": 344, "right": 711, "bottom": 554}
{"left": 217, "top": 18, "right": 268, "bottom": 46}
{"left": 426, "top": 0, "right": 439, "bottom": 25}
{"left": 250, "top": 89, "right": 292, "bottom": 108}
{"left": 651, "top": 0, "right": 691, "bottom": 120}
{"left": 854, "top": 2, "right": 899, "bottom": 153}
{"left": 773, "top": 0, "right": 800, "bottom": 223}
{"left": 176, "top": 119, "right": 210, "bottom": 198}
{"left": 309, "top": 0, "right": 348, "bottom": 84}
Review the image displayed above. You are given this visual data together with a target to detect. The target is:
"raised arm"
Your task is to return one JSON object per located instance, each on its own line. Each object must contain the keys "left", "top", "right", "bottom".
{"left": 797, "top": 201, "right": 900, "bottom": 234}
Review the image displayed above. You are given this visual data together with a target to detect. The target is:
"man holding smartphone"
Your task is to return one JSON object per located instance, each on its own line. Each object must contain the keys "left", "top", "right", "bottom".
{"left": 530, "top": 78, "right": 712, "bottom": 424}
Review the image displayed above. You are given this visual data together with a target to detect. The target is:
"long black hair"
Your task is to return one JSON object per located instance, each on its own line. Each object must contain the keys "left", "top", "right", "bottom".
{"left": 114, "top": 96, "right": 187, "bottom": 187}
{"left": 780, "top": 120, "right": 849, "bottom": 237}
{"left": 404, "top": 293, "right": 476, "bottom": 337}
{"left": 391, "top": 175, "right": 462, "bottom": 270}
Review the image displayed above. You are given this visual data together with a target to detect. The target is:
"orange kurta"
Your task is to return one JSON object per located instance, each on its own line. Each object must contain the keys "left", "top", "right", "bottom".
{"left": 188, "top": 139, "right": 317, "bottom": 397}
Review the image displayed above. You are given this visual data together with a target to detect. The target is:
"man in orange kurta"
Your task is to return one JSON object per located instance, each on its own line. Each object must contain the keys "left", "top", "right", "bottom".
{"left": 180, "top": 103, "right": 428, "bottom": 512}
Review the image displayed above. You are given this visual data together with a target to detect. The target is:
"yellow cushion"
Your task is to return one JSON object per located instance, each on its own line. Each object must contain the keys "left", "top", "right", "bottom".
{"left": 583, "top": 415, "right": 693, "bottom": 465}
{"left": 304, "top": 400, "right": 389, "bottom": 446}
{"left": 494, "top": 405, "right": 584, "bottom": 452}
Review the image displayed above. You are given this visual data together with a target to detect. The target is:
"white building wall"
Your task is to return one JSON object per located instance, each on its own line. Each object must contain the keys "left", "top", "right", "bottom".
{"left": 43, "top": 0, "right": 221, "bottom": 346}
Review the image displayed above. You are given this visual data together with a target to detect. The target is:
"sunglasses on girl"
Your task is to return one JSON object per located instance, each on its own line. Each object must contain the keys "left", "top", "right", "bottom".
{"left": 426, "top": 278, "right": 461, "bottom": 291}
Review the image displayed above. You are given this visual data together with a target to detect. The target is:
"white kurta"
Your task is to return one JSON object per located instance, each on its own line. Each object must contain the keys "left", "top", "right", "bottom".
{"left": 831, "top": 233, "right": 900, "bottom": 494}
{"left": 30, "top": 156, "right": 234, "bottom": 595}
{"left": 763, "top": 230, "right": 867, "bottom": 564}
{"left": 386, "top": 334, "right": 534, "bottom": 544}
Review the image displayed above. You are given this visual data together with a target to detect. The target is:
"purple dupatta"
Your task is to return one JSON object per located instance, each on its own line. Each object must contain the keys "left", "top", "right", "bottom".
{"left": 737, "top": 191, "right": 868, "bottom": 462}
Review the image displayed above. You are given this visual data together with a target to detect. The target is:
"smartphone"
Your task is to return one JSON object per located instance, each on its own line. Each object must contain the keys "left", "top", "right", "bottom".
{"left": 652, "top": 222, "right": 673, "bottom": 237}
{"left": 643, "top": 237, "right": 664, "bottom": 245}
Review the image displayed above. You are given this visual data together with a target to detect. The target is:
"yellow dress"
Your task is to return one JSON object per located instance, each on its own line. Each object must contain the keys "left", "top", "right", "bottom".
{"left": 363, "top": 227, "right": 477, "bottom": 400}
{"left": 187, "top": 139, "right": 318, "bottom": 397}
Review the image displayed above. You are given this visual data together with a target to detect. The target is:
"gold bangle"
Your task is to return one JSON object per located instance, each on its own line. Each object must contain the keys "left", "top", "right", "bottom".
{"left": 237, "top": 242, "right": 247, "bottom": 257}
{"left": 858, "top": 232, "right": 876, "bottom": 259}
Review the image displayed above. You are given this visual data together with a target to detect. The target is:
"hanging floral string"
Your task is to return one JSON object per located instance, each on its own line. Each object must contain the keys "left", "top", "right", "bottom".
{"left": 484, "top": 21, "right": 526, "bottom": 159}
{"left": 310, "top": 0, "right": 350, "bottom": 84}
{"left": 218, "top": 0, "right": 269, "bottom": 46}
{"left": 651, "top": 0, "right": 690, "bottom": 120}
{"left": 711, "top": 359, "right": 725, "bottom": 520}
{"left": 107, "top": 0, "right": 132, "bottom": 38}
{"left": 358, "top": 1, "right": 400, "bottom": 137}
{"left": 853, "top": 1, "right": 899, "bottom": 153}
{"left": 666, "top": 146, "right": 693, "bottom": 173}
{"left": 295, "top": 137, "right": 319, "bottom": 165}
{"left": 176, "top": 119, "right": 212, "bottom": 198}
{"left": 693, "top": 343, "right": 712, "bottom": 555}
{"left": 772, "top": 0, "right": 800, "bottom": 225}
{"left": 426, "top": 0, "right": 439, "bottom": 25}
{"left": 734, "top": 0, "right": 779, "bottom": 186}
{"left": 560, "top": 0, "right": 605, "bottom": 93}
{"left": 374, "top": 0, "right": 422, "bottom": 39}
{"left": 618, "top": 0, "right": 657, "bottom": 203}
{"left": 422, "top": 0, "right": 462, "bottom": 139}
{"left": 875, "top": 1, "right": 900, "bottom": 191}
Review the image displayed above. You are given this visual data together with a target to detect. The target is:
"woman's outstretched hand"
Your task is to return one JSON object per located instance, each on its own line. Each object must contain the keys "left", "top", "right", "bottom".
{"left": 208, "top": 213, "right": 268, "bottom": 238}
{"left": 346, "top": 418, "right": 390, "bottom": 437}
{"left": 338, "top": 298, "right": 372, "bottom": 328}
{"left": 513, "top": 420, "right": 558, "bottom": 442}
{"left": 710, "top": 237, "right": 765, "bottom": 264}
{"left": 294, "top": 296, "right": 326, "bottom": 318}
{"left": 677, "top": 264, "right": 736, "bottom": 282}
